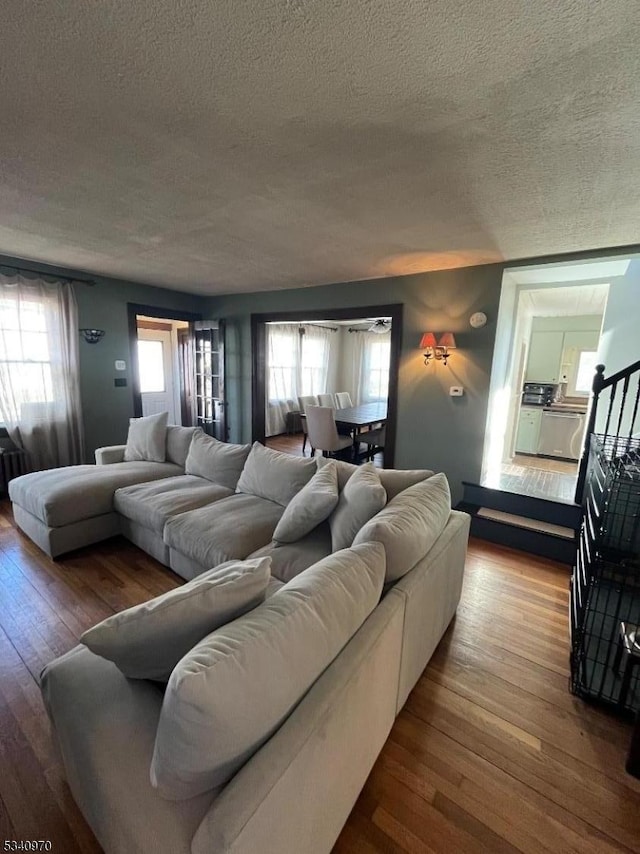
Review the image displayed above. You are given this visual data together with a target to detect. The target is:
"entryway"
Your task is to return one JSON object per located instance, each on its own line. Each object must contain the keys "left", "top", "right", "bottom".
{"left": 480, "top": 256, "right": 634, "bottom": 503}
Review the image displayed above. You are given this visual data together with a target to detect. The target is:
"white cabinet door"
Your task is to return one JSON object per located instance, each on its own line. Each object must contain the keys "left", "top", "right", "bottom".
{"left": 525, "top": 331, "right": 564, "bottom": 383}
{"left": 515, "top": 407, "right": 542, "bottom": 453}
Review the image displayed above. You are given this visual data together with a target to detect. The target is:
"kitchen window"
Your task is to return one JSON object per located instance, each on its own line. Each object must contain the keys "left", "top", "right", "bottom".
{"left": 573, "top": 350, "right": 599, "bottom": 395}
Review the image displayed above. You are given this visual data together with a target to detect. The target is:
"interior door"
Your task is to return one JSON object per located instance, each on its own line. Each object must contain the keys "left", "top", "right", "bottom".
{"left": 137, "top": 328, "right": 178, "bottom": 423}
{"left": 194, "top": 320, "right": 227, "bottom": 440}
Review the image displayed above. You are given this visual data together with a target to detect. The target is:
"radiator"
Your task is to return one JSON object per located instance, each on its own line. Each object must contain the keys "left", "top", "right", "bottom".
{"left": 0, "top": 448, "right": 28, "bottom": 495}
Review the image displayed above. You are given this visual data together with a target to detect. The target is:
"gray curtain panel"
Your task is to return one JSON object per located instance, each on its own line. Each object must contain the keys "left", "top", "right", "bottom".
{"left": 0, "top": 271, "right": 85, "bottom": 470}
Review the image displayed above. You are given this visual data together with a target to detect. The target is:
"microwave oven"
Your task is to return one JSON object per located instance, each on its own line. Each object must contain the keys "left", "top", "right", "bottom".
{"left": 522, "top": 382, "right": 556, "bottom": 406}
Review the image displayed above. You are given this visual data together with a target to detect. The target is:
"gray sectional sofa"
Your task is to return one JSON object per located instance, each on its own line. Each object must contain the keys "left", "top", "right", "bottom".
{"left": 11, "top": 422, "right": 470, "bottom": 854}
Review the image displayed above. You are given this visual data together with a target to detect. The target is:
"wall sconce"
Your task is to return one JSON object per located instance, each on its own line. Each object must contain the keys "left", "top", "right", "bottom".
{"left": 420, "top": 332, "right": 456, "bottom": 366}
{"left": 79, "top": 328, "right": 105, "bottom": 344}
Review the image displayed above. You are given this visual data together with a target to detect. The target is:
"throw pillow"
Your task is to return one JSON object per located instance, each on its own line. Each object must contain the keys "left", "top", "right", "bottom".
{"left": 272, "top": 460, "right": 339, "bottom": 543}
{"left": 166, "top": 425, "right": 199, "bottom": 468}
{"left": 353, "top": 472, "right": 451, "bottom": 582}
{"left": 80, "top": 557, "right": 271, "bottom": 681}
{"left": 328, "top": 462, "right": 387, "bottom": 550}
{"left": 123, "top": 411, "right": 168, "bottom": 462}
{"left": 235, "top": 441, "right": 317, "bottom": 506}
{"left": 316, "top": 456, "right": 434, "bottom": 500}
{"left": 185, "top": 430, "right": 251, "bottom": 490}
{"left": 150, "top": 541, "right": 385, "bottom": 800}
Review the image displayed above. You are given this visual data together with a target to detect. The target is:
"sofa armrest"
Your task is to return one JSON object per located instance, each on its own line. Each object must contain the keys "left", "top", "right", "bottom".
{"left": 95, "top": 445, "right": 126, "bottom": 465}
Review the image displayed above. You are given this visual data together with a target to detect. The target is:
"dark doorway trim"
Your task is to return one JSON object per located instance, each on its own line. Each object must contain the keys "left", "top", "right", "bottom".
{"left": 251, "top": 303, "right": 403, "bottom": 467}
{"left": 127, "top": 303, "right": 202, "bottom": 418}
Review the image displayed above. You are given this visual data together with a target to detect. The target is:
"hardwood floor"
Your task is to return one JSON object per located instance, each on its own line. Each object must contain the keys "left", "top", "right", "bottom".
{"left": 482, "top": 454, "right": 579, "bottom": 503}
{"left": 0, "top": 501, "right": 638, "bottom": 853}
{"left": 266, "top": 431, "right": 384, "bottom": 466}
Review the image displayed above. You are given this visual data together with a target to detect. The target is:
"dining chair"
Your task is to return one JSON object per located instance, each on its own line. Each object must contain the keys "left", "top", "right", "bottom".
{"left": 317, "top": 393, "right": 336, "bottom": 408}
{"left": 305, "top": 406, "right": 353, "bottom": 459}
{"left": 335, "top": 392, "right": 353, "bottom": 409}
{"left": 359, "top": 426, "right": 386, "bottom": 462}
{"left": 297, "top": 395, "right": 318, "bottom": 455}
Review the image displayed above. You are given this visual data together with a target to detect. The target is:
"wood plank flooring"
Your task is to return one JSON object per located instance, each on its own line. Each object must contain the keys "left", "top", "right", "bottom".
{"left": 0, "top": 500, "right": 638, "bottom": 853}
{"left": 482, "top": 454, "right": 579, "bottom": 503}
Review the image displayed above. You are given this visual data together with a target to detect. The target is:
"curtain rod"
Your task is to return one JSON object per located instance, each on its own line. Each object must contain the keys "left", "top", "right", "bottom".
{"left": 299, "top": 323, "right": 338, "bottom": 332}
{"left": 0, "top": 261, "right": 96, "bottom": 286}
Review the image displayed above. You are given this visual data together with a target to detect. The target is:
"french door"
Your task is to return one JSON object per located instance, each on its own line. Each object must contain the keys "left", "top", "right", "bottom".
{"left": 194, "top": 321, "right": 227, "bottom": 440}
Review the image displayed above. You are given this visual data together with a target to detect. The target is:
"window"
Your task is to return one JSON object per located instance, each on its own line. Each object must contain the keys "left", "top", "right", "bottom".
{"left": 267, "top": 327, "right": 298, "bottom": 402}
{"left": 574, "top": 350, "right": 598, "bottom": 394}
{"left": 137, "top": 339, "right": 166, "bottom": 393}
{"left": 365, "top": 338, "right": 390, "bottom": 401}
{"left": 300, "top": 334, "right": 329, "bottom": 396}
{"left": 0, "top": 295, "right": 54, "bottom": 405}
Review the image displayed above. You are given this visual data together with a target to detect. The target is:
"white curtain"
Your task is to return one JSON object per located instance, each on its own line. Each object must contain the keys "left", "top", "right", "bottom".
{"left": 266, "top": 324, "right": 299, "bottom": 437}
{"left": 0, "top": 272, "right": 85, "bottom": 470}
{"left": 266, "top": 324, "right": 337, "bottom": 436}
{"left": 343, "top": 331, "right": 391, "bottom": 405}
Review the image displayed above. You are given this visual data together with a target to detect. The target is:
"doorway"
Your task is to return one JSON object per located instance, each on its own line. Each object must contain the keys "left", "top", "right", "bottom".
{"left": 127, "top": 303, "right": 202, "bottom": 427}
{"left": 136, "top": 318, "right": 189, "bottom": 424}
{"left": 481, "top": 258, "right": 630, "bottom": 503}
{"left": 251, "top": 305, "right": 402, "bottom": 466}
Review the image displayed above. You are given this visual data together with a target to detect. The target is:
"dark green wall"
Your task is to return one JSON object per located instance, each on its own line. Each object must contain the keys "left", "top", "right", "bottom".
{"left": 206, "top": 265, "right": 505, "bottom": 504}
{"left": 0, "top": 255, "right": 206, "bottom": 459}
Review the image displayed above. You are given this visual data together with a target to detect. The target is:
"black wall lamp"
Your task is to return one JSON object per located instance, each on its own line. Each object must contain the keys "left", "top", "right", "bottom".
{"left": 79, "top": 328, "right": 105, "bottom": 344}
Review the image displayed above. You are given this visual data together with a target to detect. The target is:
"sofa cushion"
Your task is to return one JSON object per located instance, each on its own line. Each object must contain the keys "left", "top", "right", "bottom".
{"left": 124, "top": 412, "right": 168, "bottom": 462}
{"left": 150, "top": 541, "right": 386, "bottom": 800}
{"left": 167, "top": 426, "right": 199, "bottom": 468}
{"left": 81, "top": 558, "right": 272, "bottom": 681}
{"left": 115, "top": 475, "right": 233, "bottom": 533}
{"left": 8, "top": 462, "right": 184, "bottom": 528}
{"left": 185, "top": 431, "right": 251, "bottom": 490}
{"left": 328, "top": 463, "right": 387, "bottom": 551}
{"left": 250, "top": 522, "right": 333, "bottom": 583}
{"left": 317, "top": 457, "right": 434, "bottom": 500}
{"left": 236, "top": 442, "right": 316, "bottom": 506}
{"left": 163, "top": 494, "right": 284, "bottom": 570}
{"left": 353, "top": 472, "right": 451, "bottom": 582}
{"left": 272, "top": 461, "right": 338, "bottom": 543}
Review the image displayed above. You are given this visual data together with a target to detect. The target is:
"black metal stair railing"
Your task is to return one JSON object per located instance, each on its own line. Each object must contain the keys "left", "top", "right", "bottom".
{"left": 570, "top": 358, "right": 640, "bottom": 713}
{"left": 575, "top": 360, "right": 640, "bottom": 504}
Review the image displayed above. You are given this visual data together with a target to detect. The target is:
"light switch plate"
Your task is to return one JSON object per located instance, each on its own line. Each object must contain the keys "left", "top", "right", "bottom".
{"left": 114, "top": 360, "right": 126, "bottom": 371}
{"left": 449, "top": 386, "right": 464, "bottom": 397}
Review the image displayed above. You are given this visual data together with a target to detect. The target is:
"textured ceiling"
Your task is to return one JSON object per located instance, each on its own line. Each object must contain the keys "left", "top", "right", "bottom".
{"left": 1, "top": 1, "right": 639, "bottom": 295}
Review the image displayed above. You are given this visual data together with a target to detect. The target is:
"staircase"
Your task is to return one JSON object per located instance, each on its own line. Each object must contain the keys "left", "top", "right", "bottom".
{"left": 458, "top": 482, "right": 582, "bottom": 564}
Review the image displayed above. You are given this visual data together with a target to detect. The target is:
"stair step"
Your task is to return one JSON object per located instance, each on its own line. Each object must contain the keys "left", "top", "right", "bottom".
{"left": 476, "top": 508, "right": 575, "bottom": 540}
{"left": 462, "top": 481, "right": 582, "bottom": 529}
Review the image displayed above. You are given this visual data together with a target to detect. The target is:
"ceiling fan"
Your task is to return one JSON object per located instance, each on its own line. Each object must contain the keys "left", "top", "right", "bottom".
{"left": 368, "top": 318, "right": 391, "bottom": 335}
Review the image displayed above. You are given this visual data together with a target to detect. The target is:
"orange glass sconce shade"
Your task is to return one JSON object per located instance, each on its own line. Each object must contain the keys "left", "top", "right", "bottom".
{"left": 421, "top": 332, "right": 456, "bottom": 366}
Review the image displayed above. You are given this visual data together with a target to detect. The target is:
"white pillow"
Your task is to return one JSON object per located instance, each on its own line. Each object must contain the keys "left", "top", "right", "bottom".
{"left": 185, "top": 430, "right": 251, "bottom": 490}
{"left": 150, "top": 542, "right": 385, "bottom": 800}
{"left": 123, "top": 411, "right": 168, "bottom": 462}
{"left": 236, "top": 442, "right": 317, "bottom": 506}
{"left": 317, "top": 456, "right": 434, "bottom": 499}
{"left": 273, "top": 460, "right": 339, "bottom": 543}
{"left": 166, "top": 425, "right": 198, "bottom": 467}
{"left": 328, "top": 462, "right": 387, "bottom": 550}
{"left": 353, "top": 472, "right": 451, "bottom": 582}
{"left": 80, "top": 557, "right": 271, "bottom": 681}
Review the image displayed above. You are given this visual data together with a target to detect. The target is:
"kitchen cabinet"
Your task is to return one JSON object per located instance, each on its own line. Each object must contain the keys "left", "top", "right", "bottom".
{"left": 525, "top": 331, "right": 565, "bottom": 383}
{"left": 515, "top": 406, "right": 542, "bottom": 454}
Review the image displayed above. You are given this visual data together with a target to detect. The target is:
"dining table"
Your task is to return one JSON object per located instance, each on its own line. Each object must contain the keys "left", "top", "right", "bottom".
{"left": 334, "top": 401, "right": 387, "bottom": 450}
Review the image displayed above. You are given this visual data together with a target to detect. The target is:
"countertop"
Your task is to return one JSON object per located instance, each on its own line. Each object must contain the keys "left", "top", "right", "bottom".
{"left": 542, "top": 403, "right": 588, "bottom": 414}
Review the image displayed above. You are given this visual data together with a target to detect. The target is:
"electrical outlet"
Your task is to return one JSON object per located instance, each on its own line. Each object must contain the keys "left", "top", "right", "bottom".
{"left": 449, "top": 386, "right": 464, "bottom": 397}
{"left": 114, "top": 360, "right": 126, "bottom": 371}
